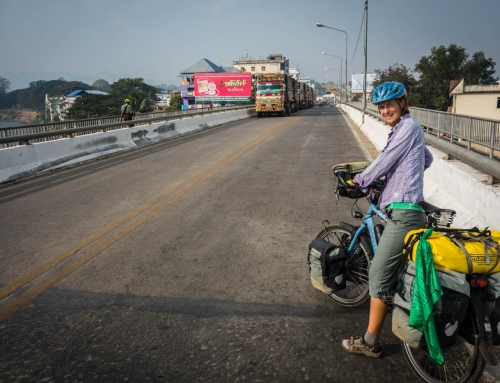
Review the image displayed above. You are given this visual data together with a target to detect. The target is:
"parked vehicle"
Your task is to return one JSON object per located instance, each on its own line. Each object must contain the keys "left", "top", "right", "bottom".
{"left": 295, "top": 81, "right": 315, "bottom": 110}
{"left": 255, "top": 74, "right": 297, "bottom": 117}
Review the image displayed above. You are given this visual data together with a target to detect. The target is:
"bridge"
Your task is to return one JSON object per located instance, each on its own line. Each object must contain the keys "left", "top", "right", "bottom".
{"left": 0, "top": 106, "right": 499, "bottom": 382}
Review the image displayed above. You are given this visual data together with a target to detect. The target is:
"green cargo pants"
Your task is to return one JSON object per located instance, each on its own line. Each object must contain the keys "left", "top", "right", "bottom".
{"left": 368, "top": 209, "right": 426, "bottom": 301}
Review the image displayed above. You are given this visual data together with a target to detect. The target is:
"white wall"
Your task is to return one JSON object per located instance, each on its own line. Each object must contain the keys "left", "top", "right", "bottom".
{"left": 0, "top": 109, "right": 255, "bottom": 184}
{"left": 343, "top": 104, "right": 500, "bottom": 229}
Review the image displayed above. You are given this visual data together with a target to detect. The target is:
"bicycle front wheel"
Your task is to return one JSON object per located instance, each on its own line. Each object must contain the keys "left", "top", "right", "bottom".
{"left": 316, "top": 225, "right": 373, "bottom": 308}
{"left": 401, "top": 305, "right": 486, "bottom": 383}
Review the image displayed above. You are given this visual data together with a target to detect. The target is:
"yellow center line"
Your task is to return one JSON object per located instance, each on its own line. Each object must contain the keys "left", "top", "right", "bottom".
{"left": 0, "top": 117, "right": 296, "bottom": 322}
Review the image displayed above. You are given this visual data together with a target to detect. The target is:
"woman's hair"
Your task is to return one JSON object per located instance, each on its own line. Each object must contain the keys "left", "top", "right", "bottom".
{"left": 398, "top": 95, "right": 410, "bottom": 115}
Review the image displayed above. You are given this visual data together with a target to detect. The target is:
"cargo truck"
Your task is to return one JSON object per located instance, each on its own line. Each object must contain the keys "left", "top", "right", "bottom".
{"left": 255, "top": 74, "right": 297, "bottom": 117}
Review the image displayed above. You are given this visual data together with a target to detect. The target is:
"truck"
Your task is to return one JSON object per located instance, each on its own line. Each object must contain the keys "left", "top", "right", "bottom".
{"left": 255, "top": 73, "right": 298, "bottom": 117}
{"left": 296, "top": 81, "right": 315, "bottom": 110}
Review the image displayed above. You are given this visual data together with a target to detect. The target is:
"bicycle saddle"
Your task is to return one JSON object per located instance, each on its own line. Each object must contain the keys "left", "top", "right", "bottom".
{"left": 419, "top": 201, "right": 456, "bottom": 214}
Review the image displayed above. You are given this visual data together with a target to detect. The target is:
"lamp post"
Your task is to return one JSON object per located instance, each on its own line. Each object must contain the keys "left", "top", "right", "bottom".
{"left": 322, "top": 52, "right": 343, "bottom": 103}
{"left": 316, "top": 23, "right": 348, "bottom": 104}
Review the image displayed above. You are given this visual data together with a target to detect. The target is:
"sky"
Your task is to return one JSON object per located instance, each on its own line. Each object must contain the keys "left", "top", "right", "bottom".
{"left": 1, "top": 0, "right": 499, "bottom": 89}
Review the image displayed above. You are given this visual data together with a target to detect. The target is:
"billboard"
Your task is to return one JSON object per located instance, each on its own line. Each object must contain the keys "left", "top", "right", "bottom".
{"left": 351, "top": 73, "right": 376, "bottom": 94}
{"left": 194, "top": 72, "right": 252, "bottom": 102}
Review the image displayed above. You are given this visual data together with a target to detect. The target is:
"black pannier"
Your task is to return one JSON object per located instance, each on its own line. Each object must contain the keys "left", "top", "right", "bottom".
{"left": 307, "top": 237, "right": 347, "bottom": 294}
{"left": 392, "top": 261, "right": 470, "bottom": 349}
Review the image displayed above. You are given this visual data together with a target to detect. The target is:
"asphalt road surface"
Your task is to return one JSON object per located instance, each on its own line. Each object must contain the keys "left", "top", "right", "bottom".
{"left": 0, "top": 108, "right": 495, "bottom": 383}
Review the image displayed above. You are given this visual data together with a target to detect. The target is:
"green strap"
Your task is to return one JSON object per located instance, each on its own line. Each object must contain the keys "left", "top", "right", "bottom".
{"left": 409, "top": 228, "right": 444, "bottom": 365}
{"left": 386, "top": 202, "right": 425, "bottom": 212}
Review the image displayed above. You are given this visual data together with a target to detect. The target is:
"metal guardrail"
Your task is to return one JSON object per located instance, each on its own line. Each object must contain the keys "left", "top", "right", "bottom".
{"left": 348, "top": 102, "right": 500, "bottom": 160}
{"left": 346, "top": 102, "right": 500, "bottom": 183}
{"left": 0, "top": 106, "right": 253, "bottom": 148}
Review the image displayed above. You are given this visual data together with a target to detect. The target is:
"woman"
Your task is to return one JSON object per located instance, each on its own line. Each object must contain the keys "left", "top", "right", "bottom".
{"left": 341, "top": 81, "right": 433, "bottom": 358}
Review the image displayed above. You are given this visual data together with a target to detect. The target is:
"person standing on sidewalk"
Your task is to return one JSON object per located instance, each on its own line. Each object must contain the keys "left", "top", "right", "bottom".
{"left": 121, "top": 98, "right": 134, "bottom": 126}
{"left": 341, "top": 81, "right": 434, "bottom": 358}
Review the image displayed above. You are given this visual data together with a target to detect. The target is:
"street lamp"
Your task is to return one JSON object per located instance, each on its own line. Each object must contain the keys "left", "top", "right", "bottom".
{"left": 322, "top": 52, "right": 343, "bottom": 101}
{"left": 317, "top": 22, "right": 348, "bottom": 103}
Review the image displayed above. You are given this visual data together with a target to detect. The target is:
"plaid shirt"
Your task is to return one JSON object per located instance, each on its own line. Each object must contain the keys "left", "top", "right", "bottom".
{"left": 354, "top": 114, "right": 433, "bottom": 209}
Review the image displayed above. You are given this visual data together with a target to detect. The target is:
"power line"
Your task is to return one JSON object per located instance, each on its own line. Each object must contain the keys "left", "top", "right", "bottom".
{"left": 350, "top": 9, "right": 365, "bottom": 66}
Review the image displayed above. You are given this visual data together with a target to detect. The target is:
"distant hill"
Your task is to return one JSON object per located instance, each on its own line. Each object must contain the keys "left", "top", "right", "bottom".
{"left": 1, "top": 71, "right": 125, "bottom": 90}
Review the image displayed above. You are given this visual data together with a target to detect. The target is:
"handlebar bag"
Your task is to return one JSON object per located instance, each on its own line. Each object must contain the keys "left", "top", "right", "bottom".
{"left": 404, "top": 229, "right": 500, "bottom": 275}
{"left": 307, "top": 237, "right": 346, "bottom": 295}
{"left": 392, "top": 260, "right": 470, "bottom": 350}
{"left": 332, "top": 162, "right": 371, "bottom": 199}
{"left": 331, "top": 161, "right": 370, "bottom": 176}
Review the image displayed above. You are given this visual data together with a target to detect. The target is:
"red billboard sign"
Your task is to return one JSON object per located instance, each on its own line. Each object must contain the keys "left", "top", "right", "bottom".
{"left": 194, "top": 72, "right": 252, "bottom": 101}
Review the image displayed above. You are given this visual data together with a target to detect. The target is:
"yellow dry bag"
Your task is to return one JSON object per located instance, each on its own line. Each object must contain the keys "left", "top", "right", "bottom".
{"left": 404, "top": 228, "right": 500, "bottom": 274}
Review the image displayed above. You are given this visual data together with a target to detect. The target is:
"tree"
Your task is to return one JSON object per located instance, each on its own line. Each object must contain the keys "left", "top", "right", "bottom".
{"left": 463, "top": 52, "right": 497, "bottom": 85}
{"left": 0, "top": 76, "right": 11, "bottom": 108}
{"left": 0, "top": 76, "right": 11, "bottom": 94}
{"left": 92, "top": 78, "right": 112, "bottom": 93}
{"left": 169, "top": 94, "right": 183, "bottom": 110}
{"left": 128, "top": 89, "right": 153, "bottom": 113}
{"left": 66, "top": 94, "right": 119, "bottom": 119}
{"left": 110, "top": 78, "right": 157, "bottom": 101}
{"left": 414, "top": 44, "right": 498, "bottom": 111}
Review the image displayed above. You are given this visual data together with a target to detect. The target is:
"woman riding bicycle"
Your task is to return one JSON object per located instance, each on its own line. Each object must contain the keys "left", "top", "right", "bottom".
{"left": 341, "top": 81, "right": 434, "bottom": 358}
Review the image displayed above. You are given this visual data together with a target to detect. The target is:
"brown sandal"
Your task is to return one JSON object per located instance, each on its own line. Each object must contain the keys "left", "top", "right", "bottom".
{"left": 341, "top": 335, "right": 382, "bottom": 358}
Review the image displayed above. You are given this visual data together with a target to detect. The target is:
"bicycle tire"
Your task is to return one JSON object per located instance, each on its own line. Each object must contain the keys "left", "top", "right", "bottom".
{"left": 401, "top": 305, "right": 486, "bottom": 383}
{"left": 316, "top": 225, "right": 373, "bottom": 308}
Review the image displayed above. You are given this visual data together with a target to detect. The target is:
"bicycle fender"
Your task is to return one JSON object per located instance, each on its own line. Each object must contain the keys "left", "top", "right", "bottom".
{"left": 339, "top": 222, "right": 358, "bottom": 233}
{"left": 469, "top": 290, "right": 499, "bottom": 366}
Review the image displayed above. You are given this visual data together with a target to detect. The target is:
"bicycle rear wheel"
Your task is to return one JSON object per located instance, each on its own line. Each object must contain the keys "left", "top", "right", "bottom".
{"left": 401, "top": 306, "right": 486, "bottom": 383}
{"left": 316, "top": 225, "right": 373, "bottom": 308}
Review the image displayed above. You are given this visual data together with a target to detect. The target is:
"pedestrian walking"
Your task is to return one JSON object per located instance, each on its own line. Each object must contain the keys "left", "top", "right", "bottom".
{"left": 121, "top": 98, "right": 135, "bottom": 126}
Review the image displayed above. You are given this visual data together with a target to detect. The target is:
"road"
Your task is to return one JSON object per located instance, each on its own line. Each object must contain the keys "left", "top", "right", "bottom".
{"left": 0, "top": 107, "right": 447, "bottom": 382}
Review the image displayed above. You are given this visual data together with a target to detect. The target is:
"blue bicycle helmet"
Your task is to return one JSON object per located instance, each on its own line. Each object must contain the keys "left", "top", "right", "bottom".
{"left": 371, "top": 81, "right": 407, "bottom": 105}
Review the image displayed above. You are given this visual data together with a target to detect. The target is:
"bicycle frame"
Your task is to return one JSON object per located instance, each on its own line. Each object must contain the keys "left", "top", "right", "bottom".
{"left": 346, "top": 202, "right": 388, "bottom": 263}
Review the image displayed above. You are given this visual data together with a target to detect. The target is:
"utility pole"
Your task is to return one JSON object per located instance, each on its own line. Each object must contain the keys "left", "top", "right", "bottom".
{"left": 362, "top": 0, "right": 368, "bottom": 123}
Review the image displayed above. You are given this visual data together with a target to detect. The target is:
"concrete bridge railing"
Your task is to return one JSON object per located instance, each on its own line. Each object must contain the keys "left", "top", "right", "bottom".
{"left": 0, "top": 107, "right": 255, "bottom": 184}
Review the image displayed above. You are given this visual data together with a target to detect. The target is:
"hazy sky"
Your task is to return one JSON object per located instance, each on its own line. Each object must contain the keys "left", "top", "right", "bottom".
{"left": 1, "top": 0, "right": 499, "bottom": 88}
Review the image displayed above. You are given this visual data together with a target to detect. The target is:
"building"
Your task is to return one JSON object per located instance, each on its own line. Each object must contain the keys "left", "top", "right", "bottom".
{"left": 450, "top": 77, "right": 500, "bottom": 120}
{"left": 45, "top": 89, "right": 109, "bottom": 121}
{"left": 178, "top": 58, "right": 240, "bottom": 109}
{"left": 233, "top": 53, "right": 289, "bottom": 76}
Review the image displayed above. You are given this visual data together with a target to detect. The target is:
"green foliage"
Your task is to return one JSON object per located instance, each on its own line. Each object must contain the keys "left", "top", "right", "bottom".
{"left": 128, "top": 89, "right": 153, "bottom": 113}
{"left": 66, "top": 94, "right": 119, "bottom": 119}
{"left": 463, "top": 52, "right": 497, "bottom": 84}
{"left": 31, "top": 113, "right": 50, "bottom": 124}
{"left": 1, "top": 79, "right": 93, "bottom": 111}
{"left": 110, "top": 78, "right": 157, "bottom": 101}
{"left": 0, "top": 77, "right": 11, "bottom": 94}
{"left": 169, "top": 94, "right": 183, "bottom": 110}
{"left": 92, "top": 78, "right": 112, "bottom": 93}
{"left": 414, "top": 44, "right": 498, "bottom": 111}
{"left": 351, "top": 94, "right": 361, "bottom": 102}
